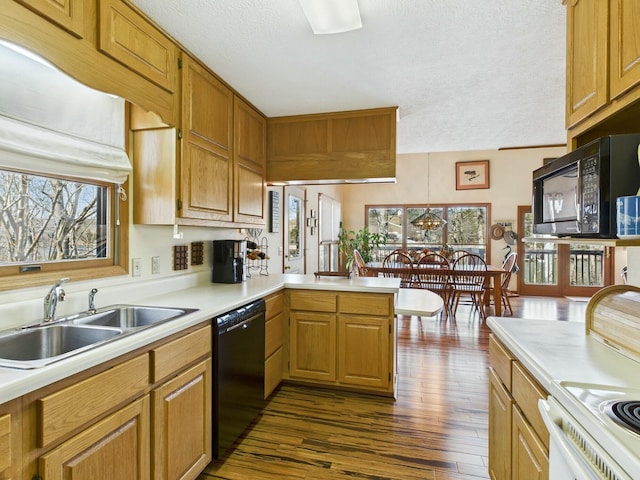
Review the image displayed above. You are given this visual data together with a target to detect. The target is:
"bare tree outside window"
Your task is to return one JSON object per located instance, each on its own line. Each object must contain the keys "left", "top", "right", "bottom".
{"left": 0, "top": 170, "right": 108, "bottom": 265}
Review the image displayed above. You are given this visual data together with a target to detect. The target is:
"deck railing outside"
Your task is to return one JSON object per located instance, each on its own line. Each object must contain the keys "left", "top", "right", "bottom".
{"left": 524, "top": 249, "right": 603, "bottom": 287}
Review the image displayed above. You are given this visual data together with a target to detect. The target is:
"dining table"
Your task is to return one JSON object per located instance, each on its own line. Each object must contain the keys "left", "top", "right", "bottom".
{"left": 364, "top": 261, "right": 508, "bottom": 316}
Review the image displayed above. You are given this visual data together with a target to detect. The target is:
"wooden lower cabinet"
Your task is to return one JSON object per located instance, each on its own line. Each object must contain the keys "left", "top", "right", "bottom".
{"left": 17, "top": 322, "right": 212, "bottom": 480}
{"left": 338, "top": 315, "right": 389, "bottom": 389}
{"left": 39, "top": 396, "right": 151, "bottom": 480}
{"left": 290, "top": 311, "right": 337, "bottom": 382}
{"left": 0, "top": 414, "right": 10, "bottom": 478}
{"left": 264, "top": 292, "right": 284, "bottom": 398}
{"left": 0, "top": 397, "right": 20, "bottom": 480}
{"left": 286, "top": 290, "right": 395, "bottom": 396}
{"left": 512, "top": 407, "right": 549, "bottom": 480}
{"left": 152, "top": 358, "right": 212, "bottom": 480}
{"left": 488, "top": 335, "right": 548, "bottom": 480}
{"left": 488, "top": 368, "right": 513, "bottom": 480}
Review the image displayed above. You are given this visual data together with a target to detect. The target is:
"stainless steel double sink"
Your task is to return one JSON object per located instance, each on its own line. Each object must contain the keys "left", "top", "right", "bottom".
{"left": 0, "top": 305, "right": 198, "bottom": 369}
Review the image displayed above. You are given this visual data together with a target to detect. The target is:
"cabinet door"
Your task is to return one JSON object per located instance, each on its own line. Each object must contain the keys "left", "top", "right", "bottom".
{"left": 152, "top": 358, "right": 212, "bottom": 480}
{"left": 0, "top": 413, "right": 11, "bottom": 479}
{"left": 290, "top": 311, "right": 336, "bottom": 382}
{"left": 98, "top": 0, "right": 178, "bottom": 92}
{"left": 511, "top": 407, "right": 549, "bottom": 480}
{"left": 267, "top": 108, "right": 396, "bottom": 184}
{"left": 565, "top": 0, "right": 609, "bottom": 126}
{"left": 488, "top": 369, "right": 514, "bottom": 480}
{"left": 1, "top": 400, "right": 22, "bottom": 480}
{"left": 337, "top": 315, "right": 389, "bottom": 389}
{"left": 39, "top": 396, "right": 150, "bottom": 480}
{"left": 234, "top": 97, "right": 266, "bottom": 224}
{"left": 15, "top": 0, "right": 85, "bottom": 37}
{"left": 180, "top": 55, "right": 233, "bottom": 222}
{"left": 610, "top": 0, "right": 640, "bottom": 99}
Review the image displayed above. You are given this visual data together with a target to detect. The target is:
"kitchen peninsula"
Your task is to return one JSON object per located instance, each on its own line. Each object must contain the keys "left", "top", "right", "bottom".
{"left": 0, "top": 273, "right": 444, "bottom": 480}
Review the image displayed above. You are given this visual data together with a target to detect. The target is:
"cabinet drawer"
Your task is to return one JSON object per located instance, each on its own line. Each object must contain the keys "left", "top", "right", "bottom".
{"left": 512, "top": 362, "right": 549, "bottom": 449}
{"left": 151, "top": 324, "right": 212, "bottom": 382}
{"left": 289, "top": 291, "right": 337, "bottom": 312}
{"left": 265, "top": 292, "right": 284, "bottom": 320}
{"left": 489, "top": 335, "right": 514, "bottom": 390}
{"left": 38, "top": 354, "right": 149, "bottom": 448}
{"left": 264, "top": 346, "right": 283, "bottom": 399}
{"left": 0, "top": 413, "right": 9, "bottom": 472}
{"left": 265, "top": 311, "right": 284, "bottom": 359}
{"left": 339, "top": 293, "right": 391, "bottom": 316}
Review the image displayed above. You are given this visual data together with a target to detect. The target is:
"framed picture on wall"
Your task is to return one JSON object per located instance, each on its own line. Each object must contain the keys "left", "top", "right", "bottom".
{"left": 455, "top": 160, "right": 490, "bottom": 190}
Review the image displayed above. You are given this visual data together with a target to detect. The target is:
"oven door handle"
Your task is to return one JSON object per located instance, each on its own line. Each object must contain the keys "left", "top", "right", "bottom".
{"left": 538, "top": 398, "right": 601, "bottom": 480}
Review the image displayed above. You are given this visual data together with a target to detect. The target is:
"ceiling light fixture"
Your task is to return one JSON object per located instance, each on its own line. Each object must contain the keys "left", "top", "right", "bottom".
{"left": 411, "top": 154, "right": 446, "bottom": 232}
{"left": 299, "top": 0, "right": 362, "bottom": 35}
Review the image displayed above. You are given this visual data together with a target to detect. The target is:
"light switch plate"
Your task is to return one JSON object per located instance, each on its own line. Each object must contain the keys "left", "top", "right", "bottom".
{"left": 151, "top": 256, "right": 160, "bottom": 274}
{"left": 132, "top": 258, "right": 142, "bottom": 277}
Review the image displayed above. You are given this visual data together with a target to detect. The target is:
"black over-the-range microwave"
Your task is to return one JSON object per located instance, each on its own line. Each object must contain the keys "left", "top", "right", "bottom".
{"left": 532, "top": 134, "right": 640, "bottom": 238}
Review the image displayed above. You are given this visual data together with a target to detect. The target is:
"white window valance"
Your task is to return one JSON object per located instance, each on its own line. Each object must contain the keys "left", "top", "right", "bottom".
{"left": 0, "top": 41, "right": 132, "bottom": 184}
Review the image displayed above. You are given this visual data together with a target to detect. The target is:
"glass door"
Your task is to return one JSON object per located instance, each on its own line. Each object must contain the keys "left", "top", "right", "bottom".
{"left": 517, "top": 206, "right": 614, "bottom": 297}
{"left": 284, "top": 186, "right": 306, "bottom": 274}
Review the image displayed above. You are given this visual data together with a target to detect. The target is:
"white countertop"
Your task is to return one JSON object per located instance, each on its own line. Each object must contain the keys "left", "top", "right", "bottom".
{"left": 487, "top": 316, "right": 640, "bottom": 399}
{"left": 395, "top": 288, "right": 444, "bottom": 317}
{"left": 0, "top": 273, "right": 400, "bottom": 404}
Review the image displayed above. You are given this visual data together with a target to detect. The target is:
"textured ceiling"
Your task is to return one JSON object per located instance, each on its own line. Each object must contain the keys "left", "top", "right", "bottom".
{"left": 129, "top": 0, "right": 567, "bottom": 154}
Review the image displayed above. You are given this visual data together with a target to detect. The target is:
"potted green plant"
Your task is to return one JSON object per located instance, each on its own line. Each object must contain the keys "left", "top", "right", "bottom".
{"left": 338, "top": 222, "right": 386, "bottom": 272}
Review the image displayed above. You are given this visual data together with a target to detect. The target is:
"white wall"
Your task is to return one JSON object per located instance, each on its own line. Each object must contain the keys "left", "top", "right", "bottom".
{"left": 337, "top": 147, "right": 567, "bottom": 268}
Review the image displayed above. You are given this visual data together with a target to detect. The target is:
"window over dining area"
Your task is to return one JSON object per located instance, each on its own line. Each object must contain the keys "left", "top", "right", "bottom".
{"left": 366, "top": 204, "right": 490, "bottom": 260}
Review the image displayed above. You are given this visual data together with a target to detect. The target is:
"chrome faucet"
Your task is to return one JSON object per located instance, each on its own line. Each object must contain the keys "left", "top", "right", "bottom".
{"left": 43, "top": 277, "right": 69, "bottom": 322}
{"left": 88, "top": 288, "right": 98, "bottom": 314}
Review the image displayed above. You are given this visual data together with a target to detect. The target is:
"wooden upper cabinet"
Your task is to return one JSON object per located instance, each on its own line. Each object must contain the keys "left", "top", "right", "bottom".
{"left": 610, "top": 0, "right": 640, "bottom": 100}
{"left": 15, "top": 0, "right": 85, "bottom": 37}
{"left": 179, "top": 54, "right": 234, "bottom": 222}
{"left": 98, "top": 0, "right": 178, "bottom": 93}
{"left": 565, "top": 0, "right": 609, "bottom": 127}
{"left": 267, "top": 107, "right": 397, "bottom": 184}
{"left": 234, "top": 96, "right": 266, "bottom": 224}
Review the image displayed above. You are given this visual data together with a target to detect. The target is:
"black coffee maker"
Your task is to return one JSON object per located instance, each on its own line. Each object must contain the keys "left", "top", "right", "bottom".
{"left": 211, "top": 240, "right": 246, "bottom": 283}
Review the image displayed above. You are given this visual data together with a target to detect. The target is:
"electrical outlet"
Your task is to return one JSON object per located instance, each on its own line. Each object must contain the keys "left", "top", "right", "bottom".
{"left": 151, "top": 256, "right": 160, "bottom": 274}
{"left": 132, "top": 258, "right": 142, "bottom": 277}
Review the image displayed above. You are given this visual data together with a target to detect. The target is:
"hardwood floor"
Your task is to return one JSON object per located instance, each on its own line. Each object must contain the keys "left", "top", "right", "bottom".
{"left": 199, "top": 296, "right": 585, "bottom": 480}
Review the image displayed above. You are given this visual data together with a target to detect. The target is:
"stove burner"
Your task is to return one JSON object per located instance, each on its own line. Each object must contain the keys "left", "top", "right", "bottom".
{"left": 605, "top": 400, "right": 640, "bottom": 436}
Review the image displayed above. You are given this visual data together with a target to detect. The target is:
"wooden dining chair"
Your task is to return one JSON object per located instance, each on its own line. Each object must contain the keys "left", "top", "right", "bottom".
{"left": 352, "top": 249, "right": 369, "bottom": 276}
{"left": 448, "top": 250, "right": 468, "bottom": 264}
{"left": 381, "top": 250, "right": 414, "bottom": 287}
{"left": 414, "top": 252, "right": 451, "bottom": 317}
{"left": 449, "top": 253, "right": 488, "bottom": 320}
{"left": 486, "top": 252, "right": 518, "bottom": 316}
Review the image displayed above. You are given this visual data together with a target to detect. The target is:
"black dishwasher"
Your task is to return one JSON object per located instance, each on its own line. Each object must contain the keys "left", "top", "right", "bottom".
{"left": 213, "top": 299, "right": 266, "bottom": 458}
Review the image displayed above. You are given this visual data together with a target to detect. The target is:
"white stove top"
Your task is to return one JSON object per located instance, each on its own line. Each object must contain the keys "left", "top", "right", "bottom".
{"left": 554, "top": 381, "right": 640, "bottom": 478}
